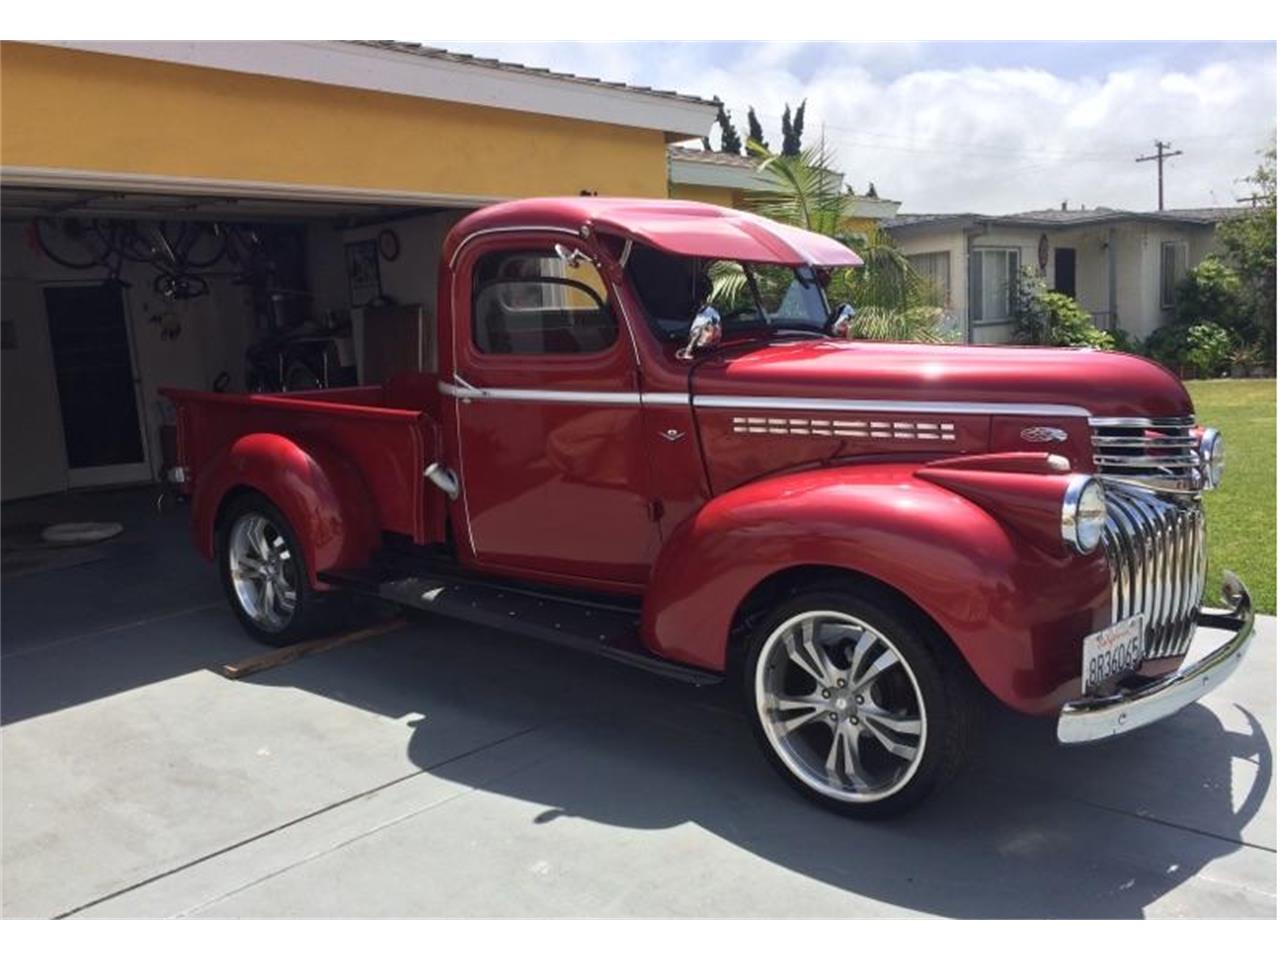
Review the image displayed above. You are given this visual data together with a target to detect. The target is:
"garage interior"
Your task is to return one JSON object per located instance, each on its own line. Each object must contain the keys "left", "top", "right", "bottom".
{"left": 1, "top": 182, "right": 471, "bottom": 504}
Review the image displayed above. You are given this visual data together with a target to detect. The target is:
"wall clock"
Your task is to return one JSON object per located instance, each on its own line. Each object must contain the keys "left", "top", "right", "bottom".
{"left": 378, "top": 228, "right": 401, "bottom": 262}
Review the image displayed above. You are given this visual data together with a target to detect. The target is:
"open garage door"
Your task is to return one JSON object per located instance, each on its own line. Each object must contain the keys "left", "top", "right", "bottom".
{"left": 1, "top": 178, "right": 479, "bottom": 501}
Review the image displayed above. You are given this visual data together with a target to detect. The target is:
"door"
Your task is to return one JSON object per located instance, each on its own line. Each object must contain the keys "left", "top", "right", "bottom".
{"left": 1054, "top": 248, "right": 1077, "bottom": 298}
{"left": 449, "top": 237, "right": 657, "bottom": 585}
{"left": 43, "top": 283, "right": 151, "bottom": 487}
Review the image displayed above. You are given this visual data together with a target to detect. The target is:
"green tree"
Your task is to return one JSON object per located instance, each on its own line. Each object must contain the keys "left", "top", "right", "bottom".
{"left": 746, "top": 107, "right": 768, "bottom": 150}
{"left": 708, "top": 140, "right": 945, "bottom": 342}
{"left": 1216, "top": 143, "right": 1276, "bottom": 361}
{"left": 714, "top": 104, "right": 743, "bottom": 155}
{"left": 780, "top": 100, "right": 807, "bottom": 156}
{"left": 790, "top": 100, "right": 806, "bottom": 154}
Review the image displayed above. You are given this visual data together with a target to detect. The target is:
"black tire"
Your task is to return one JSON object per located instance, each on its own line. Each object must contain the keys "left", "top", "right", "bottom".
{"left": 215, "top": 492, "right": 333, "bottom": 646}
{"left": 742, "top": 581, "right": 982, "bottom": 818}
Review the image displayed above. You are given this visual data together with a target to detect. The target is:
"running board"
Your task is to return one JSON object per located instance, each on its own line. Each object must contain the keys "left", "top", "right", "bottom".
{"left": 320, "top": 567, "right": 721, "bottom": 686}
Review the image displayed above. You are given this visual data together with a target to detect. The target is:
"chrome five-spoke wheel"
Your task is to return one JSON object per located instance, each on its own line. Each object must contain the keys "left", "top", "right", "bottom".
{"left": 756, "top": 610, "right": 927, "bottom": 803}
{"left": 227, "top": 511, "right": 299, "bottom": 633}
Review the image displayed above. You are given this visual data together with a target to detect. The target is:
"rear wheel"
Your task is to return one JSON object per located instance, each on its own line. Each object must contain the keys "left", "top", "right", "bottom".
{"left": 216, "top": 494, "right": 329, "bottom": 646}
{"left": 744, "top": 585, "right": 979, "bottom": 818}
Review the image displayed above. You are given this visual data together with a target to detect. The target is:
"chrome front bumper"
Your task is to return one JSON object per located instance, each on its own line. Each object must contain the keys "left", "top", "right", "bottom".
{"left": 1057, "top": 571, "right": 1256, "bottom": 744}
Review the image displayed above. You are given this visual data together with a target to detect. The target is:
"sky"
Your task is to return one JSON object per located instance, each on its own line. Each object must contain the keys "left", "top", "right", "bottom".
{"left": 436, "top": 41, "right": 1276, "bottom": 214}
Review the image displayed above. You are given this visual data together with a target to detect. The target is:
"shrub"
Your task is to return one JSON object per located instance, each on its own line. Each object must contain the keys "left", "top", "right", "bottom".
{"left": 1011, "top": 269, "right": 1115, "bottom": 349}
{"left": 1144, "top": 323, "right": 1193, "bottom": 374}
{"left": 1174, "top": 257, "right": 1250, "bottom": 332}
{"left": 1229, "top": 340, "right": 1267, "bottom": 377}
{"left": 1183, "top": 323, "right": 1233, "bottom": 378}
{"left": 1109, "top": 328, "right": 1142, "bottom": 354}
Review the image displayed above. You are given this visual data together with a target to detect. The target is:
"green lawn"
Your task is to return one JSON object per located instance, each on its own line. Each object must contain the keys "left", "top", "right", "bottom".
{"left": 1186, "top": 379, "right": 1276, "bottom": 614}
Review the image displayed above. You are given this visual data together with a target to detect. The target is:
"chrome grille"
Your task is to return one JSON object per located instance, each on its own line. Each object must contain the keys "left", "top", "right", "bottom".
{"left": 1101, "top": 484, "right": 1207, "bottom": 660}
{"left": 1091, "top": 416, "right": 1202, "bottom": 493}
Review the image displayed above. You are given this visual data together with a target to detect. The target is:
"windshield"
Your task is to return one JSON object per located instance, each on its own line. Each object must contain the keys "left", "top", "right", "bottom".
{"left": 625, "top": 242, "right": 841, "bottom": 342}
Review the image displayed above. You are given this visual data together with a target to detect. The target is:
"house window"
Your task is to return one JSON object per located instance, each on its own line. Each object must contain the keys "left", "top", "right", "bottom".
{"left": 1160, "top": 241, "right": 1188, "bottom": 309}
{"left": 969, "top": 248, "right": 1020, "bottom": 322}
{"left": 908, "top": 252, "right": 951, "bottom": 307}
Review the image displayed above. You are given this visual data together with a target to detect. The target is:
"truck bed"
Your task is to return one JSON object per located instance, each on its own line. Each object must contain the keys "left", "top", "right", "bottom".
{"left": 162, "top": 373, "right": 444, "bottom": 545}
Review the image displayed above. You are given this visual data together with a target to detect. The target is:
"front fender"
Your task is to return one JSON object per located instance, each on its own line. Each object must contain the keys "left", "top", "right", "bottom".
{"left": 642, "top": 463, "right": 1111, "bottom": 714}
{"left": 191, "top": 432, "right": 379, "bottom": 587}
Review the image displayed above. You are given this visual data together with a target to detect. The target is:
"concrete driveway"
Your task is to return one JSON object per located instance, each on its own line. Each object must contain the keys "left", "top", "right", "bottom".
{"left": 1, "top": 490, "right": 1274, "bottom": 917}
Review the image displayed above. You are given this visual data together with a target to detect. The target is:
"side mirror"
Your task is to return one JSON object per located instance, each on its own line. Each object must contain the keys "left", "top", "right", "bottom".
{"left": 677, "top": 306, "right": 722, "bottom": 360}
{"left": 828, "top": 303, "right": 856, "bottom": 339}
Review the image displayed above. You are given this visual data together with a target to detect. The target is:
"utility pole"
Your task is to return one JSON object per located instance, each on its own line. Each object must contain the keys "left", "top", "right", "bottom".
{"left": 1135, "top": 140, "right": 1183, "bottom": 211}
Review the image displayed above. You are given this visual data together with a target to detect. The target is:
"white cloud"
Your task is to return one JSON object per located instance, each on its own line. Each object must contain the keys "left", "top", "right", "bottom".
{"left": 439, "top": 42, "right": 1276, "bottom": 213}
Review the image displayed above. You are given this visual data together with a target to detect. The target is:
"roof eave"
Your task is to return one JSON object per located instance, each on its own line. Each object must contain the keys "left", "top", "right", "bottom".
{"left": 42, "top": 41, "right": 719, "bottom": 139}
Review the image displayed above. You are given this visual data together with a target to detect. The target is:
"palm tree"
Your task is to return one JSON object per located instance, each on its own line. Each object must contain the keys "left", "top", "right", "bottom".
{"left": 711, "top": 141, "right": 947, "bottom": 343}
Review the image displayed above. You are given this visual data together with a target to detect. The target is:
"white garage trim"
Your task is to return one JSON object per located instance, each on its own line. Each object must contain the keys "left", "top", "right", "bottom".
{"left": 0, "top": 165, "right": 501, "bottom": 209}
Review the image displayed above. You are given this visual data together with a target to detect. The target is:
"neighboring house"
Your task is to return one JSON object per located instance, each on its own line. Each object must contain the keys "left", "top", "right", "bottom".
{"left": 883, "top": 207, "right": 1247, "bottom": 344}
{"left": 667, "top": 145, "right": 901, "bottom": 235}
{"left": 0, "top": 41, "right": 718, "bottom": 500}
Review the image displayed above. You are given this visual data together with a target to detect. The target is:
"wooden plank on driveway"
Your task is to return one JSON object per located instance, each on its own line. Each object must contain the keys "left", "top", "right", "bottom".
{"left": 221, "top": 618, "right": 408, "bottom": 680}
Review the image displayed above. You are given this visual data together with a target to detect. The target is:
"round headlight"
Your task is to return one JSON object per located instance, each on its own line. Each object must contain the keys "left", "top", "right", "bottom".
{"left": 1062, "top": 476, "right": 1108, "bottom": 554}
{"left": 1200, "top": 427, "right": 1225, "bottom": 490}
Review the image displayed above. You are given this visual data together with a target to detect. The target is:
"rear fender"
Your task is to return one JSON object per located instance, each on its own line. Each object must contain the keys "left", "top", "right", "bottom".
{"left": 192, "top": 432, "right": 379, "bottom": 587}
{"left": 642, "top": 462, "right": 1111, "bottom": 714}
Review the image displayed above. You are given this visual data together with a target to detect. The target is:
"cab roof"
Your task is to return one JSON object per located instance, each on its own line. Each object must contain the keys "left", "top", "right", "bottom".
{"left": 445, "top": 197, "right": 864, "bottom": 268}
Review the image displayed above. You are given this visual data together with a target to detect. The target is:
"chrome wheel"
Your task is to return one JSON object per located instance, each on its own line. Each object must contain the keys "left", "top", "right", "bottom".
{"left": 227, "top": 512, "right": 299, "bottom": 632}
{"left": 755, "top": 610, "right": 927, "bottom": 803}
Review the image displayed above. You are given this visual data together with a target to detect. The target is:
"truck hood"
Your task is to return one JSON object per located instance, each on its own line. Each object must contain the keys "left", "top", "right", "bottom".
{"left": 690, "top": 339, "right": 1192, "bottom": 420}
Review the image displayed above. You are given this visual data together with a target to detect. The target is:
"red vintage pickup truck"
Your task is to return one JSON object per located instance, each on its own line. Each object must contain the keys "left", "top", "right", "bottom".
{"left": 164, "top": 197, "right": 1255, "bottom": 817}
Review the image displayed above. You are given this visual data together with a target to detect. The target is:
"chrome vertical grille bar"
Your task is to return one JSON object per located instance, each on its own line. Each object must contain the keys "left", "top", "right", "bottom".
{"left": 1101, "top": 484, "right": 1204, "bottom": 661}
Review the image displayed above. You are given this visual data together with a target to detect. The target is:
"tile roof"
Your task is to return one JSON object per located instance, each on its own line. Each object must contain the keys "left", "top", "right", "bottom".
{"left": 667, "top": 145, "right": 761, "bottom": 169}
{"left": 884, "top": 206, "right": 1250, "bottom": 231}
{"left": 350, "top": 42, "right": 718, "bottom": 107}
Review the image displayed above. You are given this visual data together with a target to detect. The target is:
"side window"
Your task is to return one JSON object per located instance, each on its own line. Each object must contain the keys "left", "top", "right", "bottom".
{"left": 472, "top": 249, "right": 617, "bottom": 355}
{"left": 1160, "top": 241, "right": 1188, "bottom": 309}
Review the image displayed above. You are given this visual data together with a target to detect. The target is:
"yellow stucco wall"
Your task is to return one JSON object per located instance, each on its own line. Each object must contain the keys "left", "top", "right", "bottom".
{"left": 668, "top": 182, "right": 742, "bottom": 207}
{"left": 0, "top": 43, "right": 669, "bottom": 199}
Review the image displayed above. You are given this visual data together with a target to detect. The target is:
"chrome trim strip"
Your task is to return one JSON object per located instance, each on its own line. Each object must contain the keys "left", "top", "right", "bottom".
{"left": 436, "top": 386, "right": 1092, "bottom": 419}
{"left": 440, "top": 382, "right": 642, "bottom": 405}
{"left": 1091, "top": 435, "right": 1197, "bottom": 448}
{"left": 1089, "top": 415, "right": 1196, "bottom": 428}
{"left": 642, "top": 393, "right": 693, "bottom": 406}
{"left": 693, "top": 396, "right": 1090, "bottom": 417}
{"left": 1058, "top": 572, "right": 1256, "bottom": 744}
{"left": 448, "top": 225, "right": 582, "bottom": 269}
{"left": 1094, "top": 453, "right": 1201, "bottom": 467}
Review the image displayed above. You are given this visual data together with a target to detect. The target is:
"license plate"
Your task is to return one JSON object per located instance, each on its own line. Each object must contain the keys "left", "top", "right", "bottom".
{"left": 1081, "top": 615, "right": 1145, "bottom": 695}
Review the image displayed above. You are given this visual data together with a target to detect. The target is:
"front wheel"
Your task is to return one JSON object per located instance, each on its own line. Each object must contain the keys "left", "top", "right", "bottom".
{"left": 743, "top": 585, "right": 980, "bottom": 818}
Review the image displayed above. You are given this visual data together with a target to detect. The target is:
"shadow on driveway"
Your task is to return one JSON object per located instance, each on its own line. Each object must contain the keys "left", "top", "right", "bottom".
{"left": 241, "top": 616, "right": 1273, "bottom": 918}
